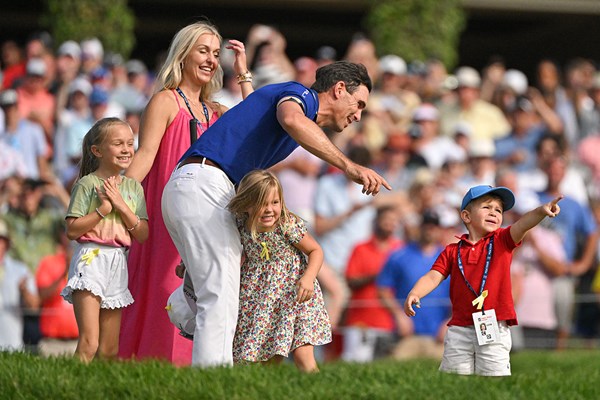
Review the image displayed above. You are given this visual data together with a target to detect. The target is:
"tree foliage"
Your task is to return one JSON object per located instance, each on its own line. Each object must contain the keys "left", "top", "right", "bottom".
{"left": 366, "top": 0, "right": 466, "bottom": 69}
{"left": 42, "top": 0, "right": 135, "bottom": 58}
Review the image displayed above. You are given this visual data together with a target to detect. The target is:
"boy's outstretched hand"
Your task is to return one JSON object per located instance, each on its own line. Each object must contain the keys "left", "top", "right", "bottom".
{"left": 511, "top": 194, "right": 564, "bottom": 244}
{"left": 542, "top": 195, "right": 563, "bottom": 218}
{"left": 404, "top": 295, "right": 421, "bottom": 317}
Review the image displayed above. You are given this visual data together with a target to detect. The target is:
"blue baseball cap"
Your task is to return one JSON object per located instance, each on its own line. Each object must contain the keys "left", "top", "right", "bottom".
{"left": 89, "top": 86, "right": 109, "bottom": 106}
{"left": 461, "top": 185, "right": 515, "bottom": 211}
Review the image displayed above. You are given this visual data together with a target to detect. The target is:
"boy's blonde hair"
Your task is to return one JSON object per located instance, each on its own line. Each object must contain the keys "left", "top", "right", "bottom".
{"left": 228, "top": 170, "right": 294, "bottom": 241}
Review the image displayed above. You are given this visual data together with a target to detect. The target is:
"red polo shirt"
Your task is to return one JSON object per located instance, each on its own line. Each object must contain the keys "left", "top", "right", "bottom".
{"left": 431, "top": 226, "right": 520, "bottom": 327}
{"left": 36, "top": 253, "right": 79, "bottom": 339}
{"left": 345, "top": 237, "right": 403, "bottom": 331}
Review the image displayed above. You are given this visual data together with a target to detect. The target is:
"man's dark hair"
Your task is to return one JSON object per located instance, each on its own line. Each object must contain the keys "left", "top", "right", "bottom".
{"left": 311, "top": 61, "right": 372, "bottom": 93}
{"left": 535, "top": 132, "right": 565, "bottom": 154}
{"left": 347, "top": 145, "right": 372, "bottom": 167}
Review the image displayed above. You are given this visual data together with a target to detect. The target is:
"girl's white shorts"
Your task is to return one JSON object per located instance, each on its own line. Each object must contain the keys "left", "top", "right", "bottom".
{"left": 61, "top": 242, "right": 133, "bottom": 309}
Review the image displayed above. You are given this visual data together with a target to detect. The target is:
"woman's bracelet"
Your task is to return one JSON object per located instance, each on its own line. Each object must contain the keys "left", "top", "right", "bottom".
{"left": 237, "top": 71, "right": 253, "bottom": 84}
{"left": 95, "top": 208, "right": 106, "bottom": 219}
{"left": 127, "top": 215, "right": 141, "bottom": 232}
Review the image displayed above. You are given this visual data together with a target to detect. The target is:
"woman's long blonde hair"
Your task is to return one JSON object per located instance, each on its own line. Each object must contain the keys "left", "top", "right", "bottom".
{"left": 228, "top": 170, "right": 294, "bottom": 241}
{"left": 155, "top": 20, "right": 224, "bottom": 102}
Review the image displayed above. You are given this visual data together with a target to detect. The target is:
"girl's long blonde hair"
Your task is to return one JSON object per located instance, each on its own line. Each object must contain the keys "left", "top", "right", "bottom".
{"left": 228, "top": 170, "right": 294, "bottom": 241}
{"left": 155, "top": 20, "right": 224, "bottom": 102}
{"left": 78, "top": 117, "right": 129, "bottom": 180}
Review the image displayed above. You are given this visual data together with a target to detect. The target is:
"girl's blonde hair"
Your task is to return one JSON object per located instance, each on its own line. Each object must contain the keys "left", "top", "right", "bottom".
{"left": 78, "top": 117, "right": 129, "bottom": 180}
{"left": 228, "top": 170, "right": 294, "bottom": 241}
{"left": 155, "top": 20, "right": 224, "bottom": 102}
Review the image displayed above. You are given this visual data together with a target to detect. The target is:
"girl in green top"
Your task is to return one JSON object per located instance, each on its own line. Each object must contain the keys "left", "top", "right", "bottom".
{"left": 61, "top": 118, "right": 148, "bottom": 363}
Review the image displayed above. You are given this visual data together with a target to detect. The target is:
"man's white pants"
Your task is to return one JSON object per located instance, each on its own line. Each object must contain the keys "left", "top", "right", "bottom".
{"left": 162, "top": 163, "right": 242, "bottom": 367}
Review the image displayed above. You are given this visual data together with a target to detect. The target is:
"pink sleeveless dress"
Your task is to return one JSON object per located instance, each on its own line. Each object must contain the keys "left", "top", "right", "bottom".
{"left": 118, "top": 90, "right": 218, "bottom": 365}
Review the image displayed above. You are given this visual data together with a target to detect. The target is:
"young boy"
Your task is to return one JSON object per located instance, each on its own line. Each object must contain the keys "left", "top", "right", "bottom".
{"left": 404, "top": 185, "right": 562, "bottom": 376}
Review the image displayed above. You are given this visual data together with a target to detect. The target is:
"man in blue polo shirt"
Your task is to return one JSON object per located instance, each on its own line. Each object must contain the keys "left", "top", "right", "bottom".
{"left": 162, "top": 61, "right": 390, "bottom": 367}
{"left": 377, "top": 210, "right": 450, "bottom": 360}
{"left": 536, "top": 156, "right": 598, "bottom": 350}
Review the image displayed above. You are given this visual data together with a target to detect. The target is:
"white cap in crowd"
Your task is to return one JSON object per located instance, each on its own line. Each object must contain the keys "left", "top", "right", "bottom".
{"left": 469, "top": 138, "right": 496, "bottom": 158}
{"left": 379, "top": 55, "right": 407, "bottom": 76}
{"left": 81, "top": 37, "right": 104, "bottom": 60}
{"left": 412, "top": 103, "right": 439, "bottom": 122}
{"left": 69, "top": 77, "right": 93, "bottom": 97}
{"left": 453, "top": 120, "right": 473, "bottom": 137}
{"left": 57, "top": 40, "right": 82, "bottom": 60}
{"left": 125, "top": 59, "right": 147, "bottom": 76}
{"left": 438, "top": 205, "right": 461, "bottom": 228}
{"left": 502, "top": 69, "right": 528, "bottom": 95}
{"left": 0, "top": 89, "right": 18, "bottom": 107}
{"left": 442, "top": 74, "right": 459, "bottom": 91}
{"left": 26, "top": 58, "right": 47, "bottom": 76}
{"left": 455, "top": 66, "right": 481, "bottom": 88}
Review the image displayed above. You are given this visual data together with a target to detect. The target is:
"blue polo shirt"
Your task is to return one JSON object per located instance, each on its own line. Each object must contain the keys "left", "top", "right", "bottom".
{"left": 494, "top": 125, "right": 546, "bottom": 172}
{"left": 180, "top": 82, "right": 319, "bottom": 184}
{"left": 377, "top": 242, "right": 450, "bottom": 336}
{"left": 537, "top": 192, "right": 597, "bottom": 262}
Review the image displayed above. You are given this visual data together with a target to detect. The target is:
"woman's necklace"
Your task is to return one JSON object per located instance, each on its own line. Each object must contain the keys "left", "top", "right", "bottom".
{"left": 176, "top": 87, "right": 211, "bottom": 133}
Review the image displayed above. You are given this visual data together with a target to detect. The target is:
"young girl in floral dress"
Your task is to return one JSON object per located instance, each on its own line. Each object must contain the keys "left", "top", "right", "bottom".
{"left": 228, "top": 170, "right": 331, "bottom": 372}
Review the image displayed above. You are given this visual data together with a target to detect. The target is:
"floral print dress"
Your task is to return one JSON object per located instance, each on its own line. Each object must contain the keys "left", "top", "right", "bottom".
{"left": 233, "top": 215, "right": 332, "bottom": 363}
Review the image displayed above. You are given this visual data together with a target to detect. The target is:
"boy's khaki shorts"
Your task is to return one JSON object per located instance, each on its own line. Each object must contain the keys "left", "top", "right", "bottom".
{"left": 440, "top": 322, "right": 512, "bottom": 376}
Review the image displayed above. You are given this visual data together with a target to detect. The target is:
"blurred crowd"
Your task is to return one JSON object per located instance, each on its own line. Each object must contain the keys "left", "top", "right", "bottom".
{"left": 1, "top": 25, "right": 599, "bottom": 361}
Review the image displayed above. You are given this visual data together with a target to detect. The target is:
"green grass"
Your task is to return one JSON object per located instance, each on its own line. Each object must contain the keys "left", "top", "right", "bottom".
{"left": 1, "top": 350, "right": 598, "bottom": 399}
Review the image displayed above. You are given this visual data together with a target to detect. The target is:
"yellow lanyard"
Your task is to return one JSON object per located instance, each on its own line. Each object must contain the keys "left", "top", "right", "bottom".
{"left": 260, "top": 242, "right": 270, "bottom": 261}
